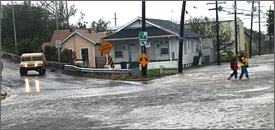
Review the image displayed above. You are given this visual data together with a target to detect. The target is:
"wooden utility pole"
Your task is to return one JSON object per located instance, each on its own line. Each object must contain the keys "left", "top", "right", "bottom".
{"left": 11, "top": 1, "right": 17, "bottom": 55}
{"left": 178, "top": 1, "right": 186, "bottom": 73}
{"left": 234, "top": 1, "right": 238, "bottom": 55}
{"left": 0, "top": 1, "right": 2, "bottom": 84}
{"left": 56, "top": 1, "right": 60, "bottom": 62}
{"left": 269, "top": 5, "right": 272, "bottom": 53}
{"left": 249, "top": 1, "right": 254, "bottom": 58}
{"left": 141, "top": 1, "right": 147, "bottom": 77}
{"left": 258, "top": 1, "right": 261, "bottom": 56}
{"left": 215, "top": 1, "right": 220, "bottom": 65}
{"left": 207, "top": 1, "right": 225, "bottom": 65}
{"left": 113, "top": 13, "right": 117, "bottom": 26}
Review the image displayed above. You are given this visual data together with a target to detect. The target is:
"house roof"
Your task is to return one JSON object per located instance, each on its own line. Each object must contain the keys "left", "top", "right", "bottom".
{"left": 61, "top": 30, "right": 107, "bottom": 44}
{"left": 48, "top": 29, "right": 106, "bottom": 46}
{"left": 104, "top": 17, "right": 201, "bottom": 40}
{"left": 104, "top": 26, "right": 173, "bottom": 40}
{"left": 146, "top": 18, "right": 201, "bottom": 37}
{"left": 49, "top": 29, "right": 72, "bottom": 47}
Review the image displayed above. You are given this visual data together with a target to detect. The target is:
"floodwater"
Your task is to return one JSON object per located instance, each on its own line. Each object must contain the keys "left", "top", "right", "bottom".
{"left": 1, "top": 54, "right": 274, "bottom": 129}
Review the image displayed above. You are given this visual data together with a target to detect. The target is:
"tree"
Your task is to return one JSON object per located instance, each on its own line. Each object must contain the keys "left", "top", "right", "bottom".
{"left": 91, "top": 18, "right": 111, "bottom": 32}
{"left": 186, "top": 17, "right": 234, "bottom": 56}
{"left": 266, "top": 9, "right": 274, "bottom": 35}
{"left": 1, "top": 2, "right": 56, "bottom": 54}
{"left": 76, "top": 12, "right": 88, "bottom": 28}
{"left": 60, "top": 49, "right": 73, "bottom": 64}
{"left": 44, "top": 46, "right": 57, "bottom": 61}
{"left": 37, "top": 1, "right": 77, "bottom": 29}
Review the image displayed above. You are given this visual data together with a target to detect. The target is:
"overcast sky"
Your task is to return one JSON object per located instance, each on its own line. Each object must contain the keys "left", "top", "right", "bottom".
{"left": 2, "top": 1, "right": 274, "bottom": 34}
{"left": 67, "top": 1, "right": 273, "bottom": 34}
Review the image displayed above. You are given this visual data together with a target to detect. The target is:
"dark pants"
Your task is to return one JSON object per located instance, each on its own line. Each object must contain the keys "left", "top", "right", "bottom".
{"left": 230, "top": 70, "right": 238, "bottom": 79}
{"left": 239, "top": 66, "right": 249, "bottom": 79}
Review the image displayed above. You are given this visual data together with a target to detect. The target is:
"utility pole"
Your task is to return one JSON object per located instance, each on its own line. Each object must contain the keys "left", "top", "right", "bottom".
{"left": 215, "top": 1, "right": 220, "bottom": 65}
{"left": 208, "top": 1, "right": 225, "bottom": 65}
{"left": 113, "top": 13, "right": 117, "bottom": 26}
{"left": 234, "top": 1, "right": 238, "bottom": 55}
{"left": 249, "top": 1, "right": 254, "bottom": 58}
{"left": 11, "top": 1, "right": 17, "bottom": 55}
{"left": 55, "top": 1, "right": 60, "bottom": 62}
{"left": 258, "top": 1, "right": 261, "bottom": 56}
{"left": 269, "top": 5, "right": 272, "bottom": 53}
{"left": 178, "top": 1, "right": 186, "bottom": 73}
{"left": 0, "top": 1, "right": 2, "bottom": 85}
{"left": 141, "top": 1, "right": 147, "bottom": 77}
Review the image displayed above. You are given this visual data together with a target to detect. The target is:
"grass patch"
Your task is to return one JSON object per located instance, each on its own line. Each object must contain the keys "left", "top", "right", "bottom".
{"left": 134, "top": 63, "right": 213, "bottom": 78}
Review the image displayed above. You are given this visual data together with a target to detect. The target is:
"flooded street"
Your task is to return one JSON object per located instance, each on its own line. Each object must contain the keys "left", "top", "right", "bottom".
{"left": 1, "top": 54, "right": 274, "bottom": 129}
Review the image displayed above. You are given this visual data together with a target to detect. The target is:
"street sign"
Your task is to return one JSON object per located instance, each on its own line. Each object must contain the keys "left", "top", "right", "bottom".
{"left": 108, "top": 56, "right": 115, "bottom": 69}
{"left": 137, "top": 53, "right": 151, "bottom": 67}
{"left": 140, "top": 41, "right": 151, "bottom": 48}
{"left": 140, "top": 41, "right": 147, "bottom": 46}
{"left": 98, "top": 41, "right": 113, "bottom": 54}
{"left": 55, "top": 40, "right": 62, "bottom": 48}
{"left": 139, "top": 31, "right": 148, "bottom": 41}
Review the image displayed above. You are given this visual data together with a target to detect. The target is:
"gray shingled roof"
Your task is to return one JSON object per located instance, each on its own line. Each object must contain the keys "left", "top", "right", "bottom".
{"left": 146, "top": 18, "right": 201, "bottom": 37}
{"left": 103, "top": 18, "right": 201, "bottom": 40}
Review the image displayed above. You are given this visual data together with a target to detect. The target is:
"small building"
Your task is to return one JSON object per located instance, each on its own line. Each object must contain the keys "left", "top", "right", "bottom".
{"left": 41, "top": 28, "right": 107, "bottom": 68}
{"left": 219, "top": 17, "right": 246, "bottom": 54}
{"left": 103, "top": 17, "right": 202, "bottom": 69}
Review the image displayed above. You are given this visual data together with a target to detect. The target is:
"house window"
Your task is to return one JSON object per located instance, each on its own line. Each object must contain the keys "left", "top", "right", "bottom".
{"left": 160, "top": 41, "right": 169, "bottom": 55}
{"left": 184, "top": 41, "right": 187, "bottom": 54}
{"left": 81, "top": 48, "right": 89, "bottom": 61}
{"left": 115, "top": 44, "right": 123, "bottom": 58}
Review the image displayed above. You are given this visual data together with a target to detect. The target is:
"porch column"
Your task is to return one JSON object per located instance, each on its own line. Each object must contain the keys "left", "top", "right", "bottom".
{"left": 169, "top": 37, "right": 172, "bottom": 61}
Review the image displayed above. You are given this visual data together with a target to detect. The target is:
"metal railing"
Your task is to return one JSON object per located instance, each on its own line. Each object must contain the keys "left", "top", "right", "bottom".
{"left": 64, "top": 65, "right": 138, "bottom": 74}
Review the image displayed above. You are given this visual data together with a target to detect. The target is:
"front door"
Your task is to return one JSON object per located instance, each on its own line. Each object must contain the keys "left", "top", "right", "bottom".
{"left": 129, "top": 42, "right": 139, "bottom": 62}
{"left": 81, "top": 48, "right": 89, "bottom": 67}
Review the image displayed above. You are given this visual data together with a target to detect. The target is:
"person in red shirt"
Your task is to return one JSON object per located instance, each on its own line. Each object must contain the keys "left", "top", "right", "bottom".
{"left": 228, "top": 54, "right": 238, "bottom": 80}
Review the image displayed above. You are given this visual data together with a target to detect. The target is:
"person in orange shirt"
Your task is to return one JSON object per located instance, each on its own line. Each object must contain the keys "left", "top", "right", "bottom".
{"left": 239, "top": 51, "right": 249, "bottom": 80}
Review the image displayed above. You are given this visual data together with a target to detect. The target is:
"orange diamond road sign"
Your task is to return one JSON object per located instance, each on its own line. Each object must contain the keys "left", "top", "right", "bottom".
{"left": 137, "top": 53, "right": 151, "bottom": 67}
{"left": 98, "top": 40, "right": 113, "bottom": 54}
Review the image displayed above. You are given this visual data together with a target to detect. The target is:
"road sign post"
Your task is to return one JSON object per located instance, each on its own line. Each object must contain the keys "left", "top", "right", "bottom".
{"left": 98, "top": 41, "right": 114, "bottom": 69}
{"left": 139, "top": 31, "right": 148, "bottom": 42}
{"left": 137, "top": 53, "right": 150, "bottom": 67}
{"left": 98, "top": 41, "right": 113, "bottom": 54}
{"left": 141, "top": 1, "right": 147, "bottom": 77}
{"left": 55, "top": 40, "right": 61, "bottom": 48}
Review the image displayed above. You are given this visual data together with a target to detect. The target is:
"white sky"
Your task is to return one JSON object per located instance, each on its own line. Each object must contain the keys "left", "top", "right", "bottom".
{"left": 2, "top": 1, "right": 274, "bottom": 34}
{"left": 67, "top": 1, "right": 274, "bottom": 34}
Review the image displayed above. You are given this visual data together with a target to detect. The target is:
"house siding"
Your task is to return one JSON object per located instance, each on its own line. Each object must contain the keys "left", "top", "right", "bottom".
{"left": 107, "top": 36, "right": 201, "bottom": 69}
{"left": 62, "top": 34, "right": 96, "bottom": 67}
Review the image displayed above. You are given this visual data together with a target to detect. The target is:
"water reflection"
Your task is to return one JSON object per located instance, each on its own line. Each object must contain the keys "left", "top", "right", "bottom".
{"left": 24, "top": 78, "right": 41, "bottom": 93}
{"left": 35, "top": 80, "right": 40, "bottom": 92}
{"left": 24, "top": 78, "right": 30, "bottom": 92}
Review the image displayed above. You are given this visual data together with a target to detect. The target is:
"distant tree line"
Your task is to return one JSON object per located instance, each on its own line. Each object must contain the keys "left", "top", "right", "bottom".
{"left": 1, "top": 1, "right": 111, "bottom": 63}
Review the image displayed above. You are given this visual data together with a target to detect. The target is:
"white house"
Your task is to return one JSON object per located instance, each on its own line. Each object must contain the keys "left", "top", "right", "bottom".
{"left": 103, "top": 17, "right": 202, "bottom": 69}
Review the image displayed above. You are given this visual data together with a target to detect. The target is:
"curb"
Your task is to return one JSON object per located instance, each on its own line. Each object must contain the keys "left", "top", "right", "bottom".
{"left": 1, "top": 85, "right": 16, "bottom": 100}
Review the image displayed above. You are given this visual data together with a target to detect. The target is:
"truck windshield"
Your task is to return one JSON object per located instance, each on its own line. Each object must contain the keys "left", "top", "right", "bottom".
{"left": 32, "top": 56, "right": 43, "bottom": 61}
{"left": 22, "top": 57, "right": 31, "bottom": 61}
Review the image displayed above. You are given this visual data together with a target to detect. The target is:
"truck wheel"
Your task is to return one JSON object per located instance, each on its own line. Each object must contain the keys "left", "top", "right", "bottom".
{"left": 39, "top": 69, "right": 44, "bottom": 75}
{"left": 20, "top": 68, "right": 26, "bottom": 76}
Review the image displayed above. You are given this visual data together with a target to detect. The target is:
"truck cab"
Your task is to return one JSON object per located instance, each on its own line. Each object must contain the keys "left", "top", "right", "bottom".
{"left": 19, "top": 53, "right": 46, "bottom": 76}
